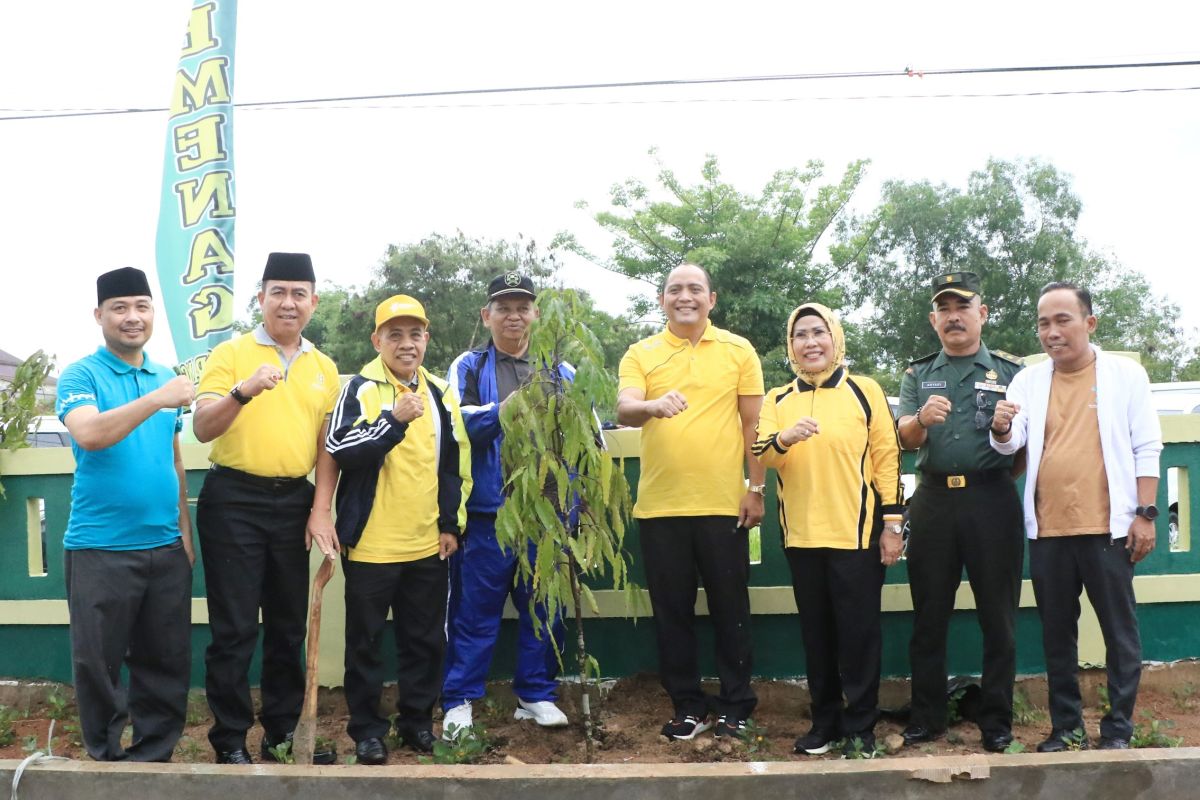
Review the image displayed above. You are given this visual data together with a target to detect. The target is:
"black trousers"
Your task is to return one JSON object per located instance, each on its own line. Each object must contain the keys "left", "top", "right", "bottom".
{"left": 197, "top": 467, "right": 313, "bottom": 751}
{"left": 1030, "top": 534, "right": 1142, "bottom": 740}
{"left": 343, "top": 554, "right": 449, "bottom": 742}
{"left": 786, "top": 546, "right": 884, "bottom": 737}
{"left": 639, "top": 515, "right": 756, "bottom": 720}
{"left": 65, "top": 542, "right": 192, "bottom": 762}
{"left": 906, "top": 477, "right": 1024, "bottom": 734}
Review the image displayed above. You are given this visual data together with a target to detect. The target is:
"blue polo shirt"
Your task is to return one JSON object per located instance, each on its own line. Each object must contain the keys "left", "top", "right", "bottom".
{"left": 56, "top": 347, "right": 184, "bottom": 551}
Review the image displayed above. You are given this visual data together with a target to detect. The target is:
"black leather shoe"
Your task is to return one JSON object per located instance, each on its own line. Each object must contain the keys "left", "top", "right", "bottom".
{"left": 901, "top": 724, "right": 944, "bottom": 746}
{"left": 1097, "top": 736, "right": 1130, "bottom": 750}
{"left": 399, "top": 728, "right": 437, "bottom": 753}
{"left": 981, "top": 731, "right": 1013, "bottom": 753}
{"left": 215, "top": 748, "right": 253, "bottom": 765}
{"left": 1037, "top": 729, "right": 1089, "bottom": 753}
{"left": 355, "top": 737, "right": 388, "bottom": 766}
{"left": 261, "top": 732, "right": 337, "bottom": 765}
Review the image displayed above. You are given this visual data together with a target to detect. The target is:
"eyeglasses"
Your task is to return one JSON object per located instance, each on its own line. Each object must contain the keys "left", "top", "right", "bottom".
{"left": 792, "top": 327, "right": 831, "bottom": 343}
{"left": 974, "top": 391, "right": 990, "bottom": 430}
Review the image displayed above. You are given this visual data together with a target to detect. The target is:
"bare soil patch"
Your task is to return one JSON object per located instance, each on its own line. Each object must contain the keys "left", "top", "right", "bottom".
{"left": 4, "top": 663, "right": 1200, "bottom": 764}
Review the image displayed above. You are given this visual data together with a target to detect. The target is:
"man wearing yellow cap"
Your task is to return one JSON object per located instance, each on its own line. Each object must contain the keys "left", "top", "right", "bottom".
{"left": 325, "top": 295, "right": 472, "bottom": 764}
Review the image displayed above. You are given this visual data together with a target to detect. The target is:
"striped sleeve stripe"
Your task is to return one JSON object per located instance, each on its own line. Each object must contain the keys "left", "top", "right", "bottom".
{"left": 460, "top": 402, "right": 496, "bottom": 417}
{"left": 324, "top": 379, "right": 356, "bottom": 451}
{"left": 446, "top": 352, "right": 468, "bottom": 401}
{"left": 325, "top": 416, "right": 394, "bottom": 454}
{"left": 325, "top": 379, "right": 395, "bottom": 454}
{"left": 751, "top": 433, "right": 787, "bottom": 456}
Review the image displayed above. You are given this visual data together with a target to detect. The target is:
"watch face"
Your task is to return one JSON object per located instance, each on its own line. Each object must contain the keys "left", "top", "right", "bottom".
{"left": 1139, "top": 505, "right": 1160, "bottom": 521}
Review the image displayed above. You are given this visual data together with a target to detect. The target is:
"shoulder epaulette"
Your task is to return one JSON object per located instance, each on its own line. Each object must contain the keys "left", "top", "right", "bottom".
{"left": 991, "top": 349, "right": 1023, "bottom": 366}
{"left": 909, "top": 351, "right": 939, "bottom": 366}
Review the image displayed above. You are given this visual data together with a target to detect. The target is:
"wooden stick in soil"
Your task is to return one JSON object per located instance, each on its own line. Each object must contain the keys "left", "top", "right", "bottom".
{"left": 293, "top": 557, "right": 335, "bottom": 765}
{"left": 568, "top": 554, "right": 594, "bottom": 763}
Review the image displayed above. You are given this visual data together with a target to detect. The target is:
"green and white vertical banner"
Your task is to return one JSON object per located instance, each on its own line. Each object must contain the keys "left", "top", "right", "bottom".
{"left": 155, "top": 0, "right": 238, "bottom": 383}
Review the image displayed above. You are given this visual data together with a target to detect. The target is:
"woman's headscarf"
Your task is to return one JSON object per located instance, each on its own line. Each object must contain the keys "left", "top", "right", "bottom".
{"left": 785, "top": 302, "right": 846, "bottom": 387}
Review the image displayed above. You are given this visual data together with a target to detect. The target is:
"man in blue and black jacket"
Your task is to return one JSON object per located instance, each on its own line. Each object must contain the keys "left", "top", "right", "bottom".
{"left": 441, "top": 273, "right": 574, "bottom": 736}
{"left": 325, "top": 294, "right": 471, "bottom": 764}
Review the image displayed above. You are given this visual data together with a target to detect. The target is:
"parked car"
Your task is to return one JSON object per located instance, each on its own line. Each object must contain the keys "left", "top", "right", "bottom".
{"left": 1151, "top": 381, "right": 1200, "bottom": 416}
{"left": 26, "top": 415, "right": 71, "bottom": 448}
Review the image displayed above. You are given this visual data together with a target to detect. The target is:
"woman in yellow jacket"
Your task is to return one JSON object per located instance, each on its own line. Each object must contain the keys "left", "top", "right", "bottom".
{"left": 754, "top": 302, "right": 904, "bottom": 756}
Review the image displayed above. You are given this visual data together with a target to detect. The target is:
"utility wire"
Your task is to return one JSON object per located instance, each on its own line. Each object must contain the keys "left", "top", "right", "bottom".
{"left": 2, "top": 58, "right": 1199, "bottom": 122}
{"left": 243, "top": 83, "right": 1200, "bottom": 113}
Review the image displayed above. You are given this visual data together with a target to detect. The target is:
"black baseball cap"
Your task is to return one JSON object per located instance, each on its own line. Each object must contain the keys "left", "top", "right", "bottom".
{"left": 487, "top": 272, "right": 536, "bottom": 301}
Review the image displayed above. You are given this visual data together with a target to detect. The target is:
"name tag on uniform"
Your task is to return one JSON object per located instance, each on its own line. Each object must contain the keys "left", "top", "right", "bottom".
{"left": 921, "top": 381, "right": 947, "bottom": 389}
{"left": 975, "top": 381, "right": 1007, "bottom": 393}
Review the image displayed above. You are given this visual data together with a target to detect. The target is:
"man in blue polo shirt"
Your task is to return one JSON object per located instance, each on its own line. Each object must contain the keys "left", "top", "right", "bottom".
{"left": 57, "top": 267, "right": 196, "bottom": 762}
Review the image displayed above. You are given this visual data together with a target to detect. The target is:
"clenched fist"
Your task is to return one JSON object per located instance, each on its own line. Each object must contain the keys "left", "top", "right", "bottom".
{"left": 243, "top": 364, "right": 283, "bottom": 397}
{"left": 917, "top": 394, "right": 951, "bottom": 427}
{"left": 155, "top": 375, "right": 196, "bottom": 409}
{"left": 393, "top": 392, "right": 425, "bottom": 423}
{"left": 992, "top": 400, "right": 1020, "bottom": 433}
{"left": 649, "top": 390, "right": 688, "bottom": 419}
{"left": 779, "top": 417, "right": 821, "bottom": 447}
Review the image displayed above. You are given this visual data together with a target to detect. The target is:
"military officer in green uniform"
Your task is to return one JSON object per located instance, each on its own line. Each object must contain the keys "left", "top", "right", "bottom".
{"left": 896, "top": 271, "right": 1025, "bottom": 753}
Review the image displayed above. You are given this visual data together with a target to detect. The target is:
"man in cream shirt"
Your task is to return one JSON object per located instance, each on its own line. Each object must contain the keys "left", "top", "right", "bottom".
{"left": 991, "top": 281, "right": 1162, "bottom": 752}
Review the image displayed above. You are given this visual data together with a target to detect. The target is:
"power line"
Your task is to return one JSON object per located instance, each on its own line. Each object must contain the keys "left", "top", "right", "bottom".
{"left": 2, "top": 58, "right": 1198, "bottom": 122}
{"left": 242, "top": 84, "right": 1200, "bottom": 113}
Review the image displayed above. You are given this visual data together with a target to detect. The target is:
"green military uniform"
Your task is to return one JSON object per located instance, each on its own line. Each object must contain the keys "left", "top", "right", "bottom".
{"left": 899, "top": 343, "right": 1022, "bottom": 477}
{"left": 899, "top": 271, "right": 1027, "bottom": 744}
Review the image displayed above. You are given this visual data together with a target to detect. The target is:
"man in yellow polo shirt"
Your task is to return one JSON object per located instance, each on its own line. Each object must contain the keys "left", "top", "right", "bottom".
{"left": 324, "top": 295, "right": 471, "bottom": 765}
{"left": 616, "top": 262, "right": 766, "bottom": 741}
{"left": 193, "top": 252, "right": 341, "bottom": 765}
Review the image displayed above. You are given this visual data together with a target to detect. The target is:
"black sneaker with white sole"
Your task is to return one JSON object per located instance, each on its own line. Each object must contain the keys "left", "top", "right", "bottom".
{"left": 793, "top": 728, "right": 836, "bottom": 754}
{"left": 661, "top": 715, "right": 712, "bottom": 740}
{"left": 713, "top": 716, "right": 746, "bottom": 738}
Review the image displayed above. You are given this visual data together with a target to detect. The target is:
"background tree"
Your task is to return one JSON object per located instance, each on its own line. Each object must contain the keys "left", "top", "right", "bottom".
{"left": 238, "top": 233, "right": 649, "bottom": 400}
{"left": 495, "top": 289, "right": 634, "bottom": 761}
{"left": 837, "top": 159, "right": 1189, "bottom": 389}
{"left": 562, "top": 151, "right": 869, "bottom": 388}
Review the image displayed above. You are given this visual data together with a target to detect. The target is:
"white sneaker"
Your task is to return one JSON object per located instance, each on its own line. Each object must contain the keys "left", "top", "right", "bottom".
{"left": 442, "top": 701, "right": 473, "bottom": 740}
{"left": 513, "top": 699, "right": 569, "bottom": 727}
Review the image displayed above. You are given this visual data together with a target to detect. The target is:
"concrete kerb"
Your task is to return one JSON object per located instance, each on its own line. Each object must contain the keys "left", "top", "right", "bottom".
{"left": 4, "top": 749, "right": 1200, "bottom": 800}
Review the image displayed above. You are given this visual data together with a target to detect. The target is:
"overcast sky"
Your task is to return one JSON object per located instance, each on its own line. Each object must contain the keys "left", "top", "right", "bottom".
{"left": 2, "top": 0, "right": 1198, "bottom": 371}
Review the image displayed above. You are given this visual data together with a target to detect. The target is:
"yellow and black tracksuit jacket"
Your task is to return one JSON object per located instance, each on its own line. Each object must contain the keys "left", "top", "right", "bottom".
{"left": 325, "top": 358, "right": 472, "bottom": 551}
{"left": 754, "top": 367, "right": 904, "bottom": 549}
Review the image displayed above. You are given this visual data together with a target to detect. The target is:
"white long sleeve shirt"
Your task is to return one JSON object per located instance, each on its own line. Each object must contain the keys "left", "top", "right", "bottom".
{"left": 990, "top": 345, "right": 1162, "bottom": 540}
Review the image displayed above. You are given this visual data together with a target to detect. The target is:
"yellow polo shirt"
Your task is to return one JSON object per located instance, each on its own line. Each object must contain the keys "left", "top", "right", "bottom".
{"left": 350, "top": 369, "right": 441, "bottom": 563}
{"left": 197, "top": 327, "right": 340, "bottom": 478}
{"left": 618, "top": 322, "right": 763, "bottom": 519}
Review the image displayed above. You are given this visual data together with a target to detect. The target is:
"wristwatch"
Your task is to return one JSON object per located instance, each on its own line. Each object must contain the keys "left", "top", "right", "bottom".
{"left": 1135, "top": 504, "right": 1159, "bottom": 521}
{"left": 230, "top": 382, "right": 252, "bottom": 405}
{"left": 748, "top": 484, "right": 766, "bottom": 496}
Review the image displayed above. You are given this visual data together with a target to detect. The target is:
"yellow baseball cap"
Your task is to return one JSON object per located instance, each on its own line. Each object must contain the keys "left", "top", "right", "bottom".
{"left": 374, "top": 294, "right": 429, "bottom": 330}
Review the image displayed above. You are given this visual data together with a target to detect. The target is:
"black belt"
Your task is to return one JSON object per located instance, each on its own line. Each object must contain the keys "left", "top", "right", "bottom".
{"left": 209, "top": 464, "right": 310, "bottom": 491}
{"left": 919, "top": 469, "right": 1010, "bottom": 490}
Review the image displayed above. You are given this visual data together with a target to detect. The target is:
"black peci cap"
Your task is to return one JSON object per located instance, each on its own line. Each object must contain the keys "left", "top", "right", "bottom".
{"left": 262, "top": 252, "right": 316, "bottom": 283}
{"left": 97, "top": 267, "right": 152, "bottom": 305}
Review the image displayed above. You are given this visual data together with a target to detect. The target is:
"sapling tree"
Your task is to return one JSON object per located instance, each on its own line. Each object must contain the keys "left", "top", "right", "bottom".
{"left": 0, "top": 350, "right": 54, "bottom": 497}
{"left": 494, "top": 288, "right": 634, "bottom": 761}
